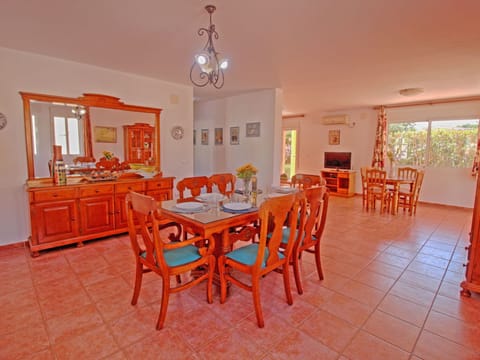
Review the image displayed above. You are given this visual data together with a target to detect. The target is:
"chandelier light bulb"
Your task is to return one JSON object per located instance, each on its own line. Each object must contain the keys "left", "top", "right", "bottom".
{"left": 219, "top": 59, "right": 228, "bottom": 70}
{"left": 196, "top": 53, "right": 208, "bottom": 66}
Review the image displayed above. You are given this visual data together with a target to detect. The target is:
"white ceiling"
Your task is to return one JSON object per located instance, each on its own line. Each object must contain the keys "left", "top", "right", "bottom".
{"left": 1, "top": 0, "right": 480, "bottom": 114}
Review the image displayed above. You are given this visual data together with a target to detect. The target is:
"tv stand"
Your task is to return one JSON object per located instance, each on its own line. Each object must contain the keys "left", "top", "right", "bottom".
{"left": 321, "top": 169, "right": 355, "bottom": 197}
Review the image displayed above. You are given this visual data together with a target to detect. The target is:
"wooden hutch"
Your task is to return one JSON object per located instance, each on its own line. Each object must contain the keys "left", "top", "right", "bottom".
{"left": 21, "top": 92, "right": 174, "bottom": 256}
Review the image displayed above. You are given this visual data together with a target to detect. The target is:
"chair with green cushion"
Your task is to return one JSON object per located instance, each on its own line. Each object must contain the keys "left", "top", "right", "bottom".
{"left": 125, "top": 191, "right": 215, "bottom": 330}
{"left": 288, "top": 186, "right": 329, "bottom": 294}
{"left": 218, "top": 192, "right": 300, "bottom": 328}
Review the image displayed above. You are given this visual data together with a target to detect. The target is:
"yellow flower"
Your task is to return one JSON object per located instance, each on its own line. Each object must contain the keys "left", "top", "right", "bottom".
{"left": 103, "top": 151, "right": 114, "bottom": 160}
{"left": 236, "top": 163, "right": 258, "bottom": 179}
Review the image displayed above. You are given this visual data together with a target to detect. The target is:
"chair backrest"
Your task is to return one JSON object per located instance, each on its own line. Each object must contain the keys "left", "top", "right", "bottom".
{"left": 366, "top": 168, "right": 387, "bottom": 189}
{"left": 398, "top": 167, "right": 418, "bottom": 180}
{"left": 413, "top": 170, "right": 425, "bottom": 201}
{"left": 291, "top": 173, "right": 322, "bottom": 189}
{"left": 296, "top": 186, "right": 329, "bottom": 251}
{"left": 125, "top": 191, "right": 163, "bottom": 269}
{"left": 176, "top": 176, "right": 211, "bottom": 201}
{"left": 208, "top": 173, "right": 236, "bottom": 196}
{"left": 73, "top": 156, "right": 96, "bottom": 165}
{"left": 257, "top": 193, "right": 300, "bottom": 268}
{"left": 360, "top": 166, "right": 370, "bottom": 187}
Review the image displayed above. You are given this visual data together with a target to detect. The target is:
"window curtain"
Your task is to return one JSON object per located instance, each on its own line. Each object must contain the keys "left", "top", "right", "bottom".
{"left": 472, "top": 121, "right": 480, "bottom": 176}
{"left": 371, "top": 106, "right": 387, "bottom": 169}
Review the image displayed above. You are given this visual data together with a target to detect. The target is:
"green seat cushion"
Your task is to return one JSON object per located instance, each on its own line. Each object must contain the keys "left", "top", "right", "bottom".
{"left": 226, "top": 243, "right": 284, "bottom": 267}
{"left": 140, "top": 245, "right": 202, "bottom": 267}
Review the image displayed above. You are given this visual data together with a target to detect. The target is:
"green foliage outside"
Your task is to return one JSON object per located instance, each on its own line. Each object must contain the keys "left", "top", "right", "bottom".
{"left": 388, "top": 121, "right": 478, "bottom": 168}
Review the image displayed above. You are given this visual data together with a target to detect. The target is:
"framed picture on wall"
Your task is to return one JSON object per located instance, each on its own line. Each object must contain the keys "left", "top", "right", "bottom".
{"left": 246, "top": 122, "right": 260, "bottom": 137}
{"left": 215, "top": 128, "right": 223, "bottom": 145}
{"left": 94, "top": 126, "right": 117, "bottom": 143}
{"left": 328, "top": 129, "right": 340, "bottom": 145}
{"left": 230, "top": 126, "right": 240, "bottom": 145}
{"left": 201, "top": 129, "right": 209, "bottom": 145}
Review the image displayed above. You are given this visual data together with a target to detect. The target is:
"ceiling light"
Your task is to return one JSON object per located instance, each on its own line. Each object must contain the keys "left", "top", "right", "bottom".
{"left": 399, "top": 88, "right": 424, "bottom": 96}
{"left": 190, "top": 5, "right": 229, "bottom": 89}
{"left": 71, "top": 106, "right": 86, "bottom": 119}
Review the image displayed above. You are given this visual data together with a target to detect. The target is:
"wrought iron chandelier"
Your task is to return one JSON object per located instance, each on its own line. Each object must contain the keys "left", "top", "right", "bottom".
{"left": 190, "top": 5, "right": 229, "bottom": 89}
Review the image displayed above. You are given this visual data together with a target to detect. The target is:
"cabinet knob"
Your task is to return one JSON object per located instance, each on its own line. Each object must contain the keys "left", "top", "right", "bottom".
{"left": 95, "top": 189, "right": 100, "bottom": 193}
{"left": 52, "top": 194, "right": 58, "bottom": 197}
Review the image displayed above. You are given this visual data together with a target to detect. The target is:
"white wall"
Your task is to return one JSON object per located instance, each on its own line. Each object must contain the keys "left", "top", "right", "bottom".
{"left": 194, "top": 89, "right": 282, "bottom": 193}
{"left": 285, "top": 105, "right": 478, "bottom": 208}
{"left": 0, "top": 47, "right": 194, "bottom": 245}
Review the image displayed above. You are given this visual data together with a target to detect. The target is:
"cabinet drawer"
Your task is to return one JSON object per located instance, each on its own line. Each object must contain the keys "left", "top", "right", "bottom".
{"left": 79, "top": 184, "right": 114, "bottom": 197}
{"left": 146, "top": 179, "right": 172, "bottom": 190}
{"left": 115, "top": 182, "right": 145, "bottom": 194}
{"left": 33, "top": 188, "right": 77, "bottom": 202}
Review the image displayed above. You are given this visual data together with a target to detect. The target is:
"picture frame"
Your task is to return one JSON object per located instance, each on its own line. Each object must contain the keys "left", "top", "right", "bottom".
{"left": 201, "top": 129, "right": 209, "bottom": 145}
{"left": 94, "top": 126, "right": 117, "bottom": 143}
{"left": 193, "top": 129, "right": 196, "bottom": 145}
{"left": 246, "top": 122, "right": 260, "bottom": 137}
{"left": 214, "top": 128, "right": 223, "bottom": 145}
{"left": 329, "top": 129, "right": 340, "bottom": 145}
{"left": 230, "top": 126, "right": 240, "bottom": 145}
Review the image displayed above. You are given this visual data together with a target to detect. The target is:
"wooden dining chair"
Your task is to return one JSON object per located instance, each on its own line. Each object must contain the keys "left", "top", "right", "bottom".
{"left": 397, "top": 170, "right": 424, "bottom": 215}
{"left": 125, "top": 191, "right": 215, "bottom": 330}
{"left": 360, "top": 166, "right": 370, "bottom": 208}
{"left": 176, "top": 176, "right": 211, "bottom": 202}
{"left": 366, "top": 168, "right": 390, "bottom": 213}
{"left": 208, "top": 173, "right": 236, "bottom": 196}
{"left": 291, "top": 173, "right": 322, "bottom": 190}
{"left": 218, "top": 193, "right": 300, "bottom": 328}
{"left": 282, "top": 186, "right": 329, "bottom": 294}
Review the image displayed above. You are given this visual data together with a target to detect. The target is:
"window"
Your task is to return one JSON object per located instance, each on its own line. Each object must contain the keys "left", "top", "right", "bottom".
{"left": 53, "top": 116, "right": 82, "bottom": 155}
{"left": 388, "top": 119, "right": 479, "bottom": 168}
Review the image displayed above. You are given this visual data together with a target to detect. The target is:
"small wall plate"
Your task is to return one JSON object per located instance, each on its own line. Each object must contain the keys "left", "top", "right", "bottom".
{"left": 171, "top": 125, "right": 184, "bottom": 140}
{"left": 0, "top": 113, "right": 7, "bottom": 130}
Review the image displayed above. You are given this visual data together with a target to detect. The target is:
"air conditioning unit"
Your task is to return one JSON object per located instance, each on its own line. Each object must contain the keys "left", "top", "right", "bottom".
{"left": 321, "top": 114, "right": 350, "bottom": 125}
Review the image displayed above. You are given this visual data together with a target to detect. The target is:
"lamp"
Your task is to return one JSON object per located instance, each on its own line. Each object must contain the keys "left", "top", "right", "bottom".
{"left": 190, "top": 5, "right": 229, "bottom": 89}
{"left": 71, "top": 105, "right": 86, "bottom": 119}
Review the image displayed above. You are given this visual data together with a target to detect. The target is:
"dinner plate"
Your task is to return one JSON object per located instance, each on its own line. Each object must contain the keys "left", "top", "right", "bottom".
{"left": 223, "top": 202, "right": 252, "bottom": 211}
{"left": 273, "top": 186, "right": 296, "bottom": 193}
{"left": 195, "top": 193, "right": 227, "bottom": 202}
{"left": 175, "top": 202, "right": 203, "bottom": 211}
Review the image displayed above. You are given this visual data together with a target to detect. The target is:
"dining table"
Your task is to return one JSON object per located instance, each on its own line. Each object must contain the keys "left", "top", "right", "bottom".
{"left": 386, "top": 177, "right": 415, "bottom": 215}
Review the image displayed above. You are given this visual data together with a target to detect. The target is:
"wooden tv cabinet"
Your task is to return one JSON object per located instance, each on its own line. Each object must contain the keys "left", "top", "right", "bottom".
{"left": 26, "top": 176, "right": 174, "bottom": 257}
{"left": 320, "top": 169, "right": 356, "bottom": 197}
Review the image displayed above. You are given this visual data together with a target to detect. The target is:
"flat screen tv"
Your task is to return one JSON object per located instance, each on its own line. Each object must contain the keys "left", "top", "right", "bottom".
{"left": 324, "top": 152, "right": 352, "bottom": 170}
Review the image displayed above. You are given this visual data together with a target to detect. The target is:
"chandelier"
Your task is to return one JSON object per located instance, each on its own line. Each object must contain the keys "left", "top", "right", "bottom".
{"left": 71, "top": 105, "right": 86, "bottom": 119}
{"left": 190, "top": 5, "right": 229, "bottom": 89}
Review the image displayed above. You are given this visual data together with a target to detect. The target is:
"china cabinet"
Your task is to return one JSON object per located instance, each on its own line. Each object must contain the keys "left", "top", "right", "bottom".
{"left": 123, "top": 123, "right": 155, "bottom": 164}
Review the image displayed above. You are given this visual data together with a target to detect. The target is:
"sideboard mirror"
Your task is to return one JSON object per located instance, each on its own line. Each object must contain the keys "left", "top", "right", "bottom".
{"left": 20, "top": 92, "right": 162, "bottom": 180}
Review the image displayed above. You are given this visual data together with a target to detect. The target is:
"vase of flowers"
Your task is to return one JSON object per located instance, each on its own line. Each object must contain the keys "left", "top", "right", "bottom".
{"left": 236, "top": 163, "right": 258, "bottom": 198}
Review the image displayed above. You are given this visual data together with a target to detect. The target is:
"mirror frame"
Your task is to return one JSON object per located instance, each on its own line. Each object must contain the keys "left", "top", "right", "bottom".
{"left": 21, "top": 92, "right": 162, "bottom": 180}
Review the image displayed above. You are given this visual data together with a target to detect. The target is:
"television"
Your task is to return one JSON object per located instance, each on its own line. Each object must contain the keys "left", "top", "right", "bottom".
{"left": 324, "top": 152, "right": 352, "bottom": 170}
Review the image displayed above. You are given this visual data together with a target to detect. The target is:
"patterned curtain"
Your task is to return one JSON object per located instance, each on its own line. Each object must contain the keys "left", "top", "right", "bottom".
{"left": 472, "top": 121, "right": 480, "bottom": 176}
{"left": 371, "top": 106, "right": 387, "bottom": 169}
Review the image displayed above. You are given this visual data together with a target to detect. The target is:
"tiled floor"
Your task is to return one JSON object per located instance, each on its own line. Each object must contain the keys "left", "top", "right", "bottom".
{"left": 1, "top": 196, "right": 480, "bottom": 359}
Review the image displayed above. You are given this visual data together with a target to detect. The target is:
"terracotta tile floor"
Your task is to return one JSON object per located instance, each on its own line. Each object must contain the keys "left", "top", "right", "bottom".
{"left": 1, "top": 196, "right": 480, "bottom": 359}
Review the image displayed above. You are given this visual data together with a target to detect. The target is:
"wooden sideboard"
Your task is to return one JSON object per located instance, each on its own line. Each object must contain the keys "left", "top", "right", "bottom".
{"left": 320, "top": 169, "right": 356, "bottom": 197}
{"left": 26, "top": 176, "right": 174, "bottom": 256}
{"left": 461, "top": 173, "right": 480, "bottom": 296}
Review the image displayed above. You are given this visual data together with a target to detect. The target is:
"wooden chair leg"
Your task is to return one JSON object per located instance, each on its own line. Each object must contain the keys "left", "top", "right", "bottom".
{"left": 315, "top": 243, "right": 324, "bottom": 281}
{"left": 251, "top": 277, "right": 264, "bottom": 328}
{"left": 282, "top": 263, "right": 293, "bottom": 305}
{"left": 156, "top": 276, "right": 170, "bottom": 330}
{"left": 292, "top": 252, "right": 304, "bottom": 295}
{"left": 131, "top": 262, "right": 143, "bottom": 305}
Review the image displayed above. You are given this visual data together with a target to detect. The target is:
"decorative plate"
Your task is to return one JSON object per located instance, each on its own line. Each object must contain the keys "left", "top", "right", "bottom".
{"left": 0, "top": 113, "right": 7, "bottom": 130}
{"left": 175, "top": 202, "right": 203, "bottom": 211}
{"left": 223, "top": 202, "right": 252, "bottom": 211}
{"left": 171, "top": 125, "right": 185, "bottom": 140}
